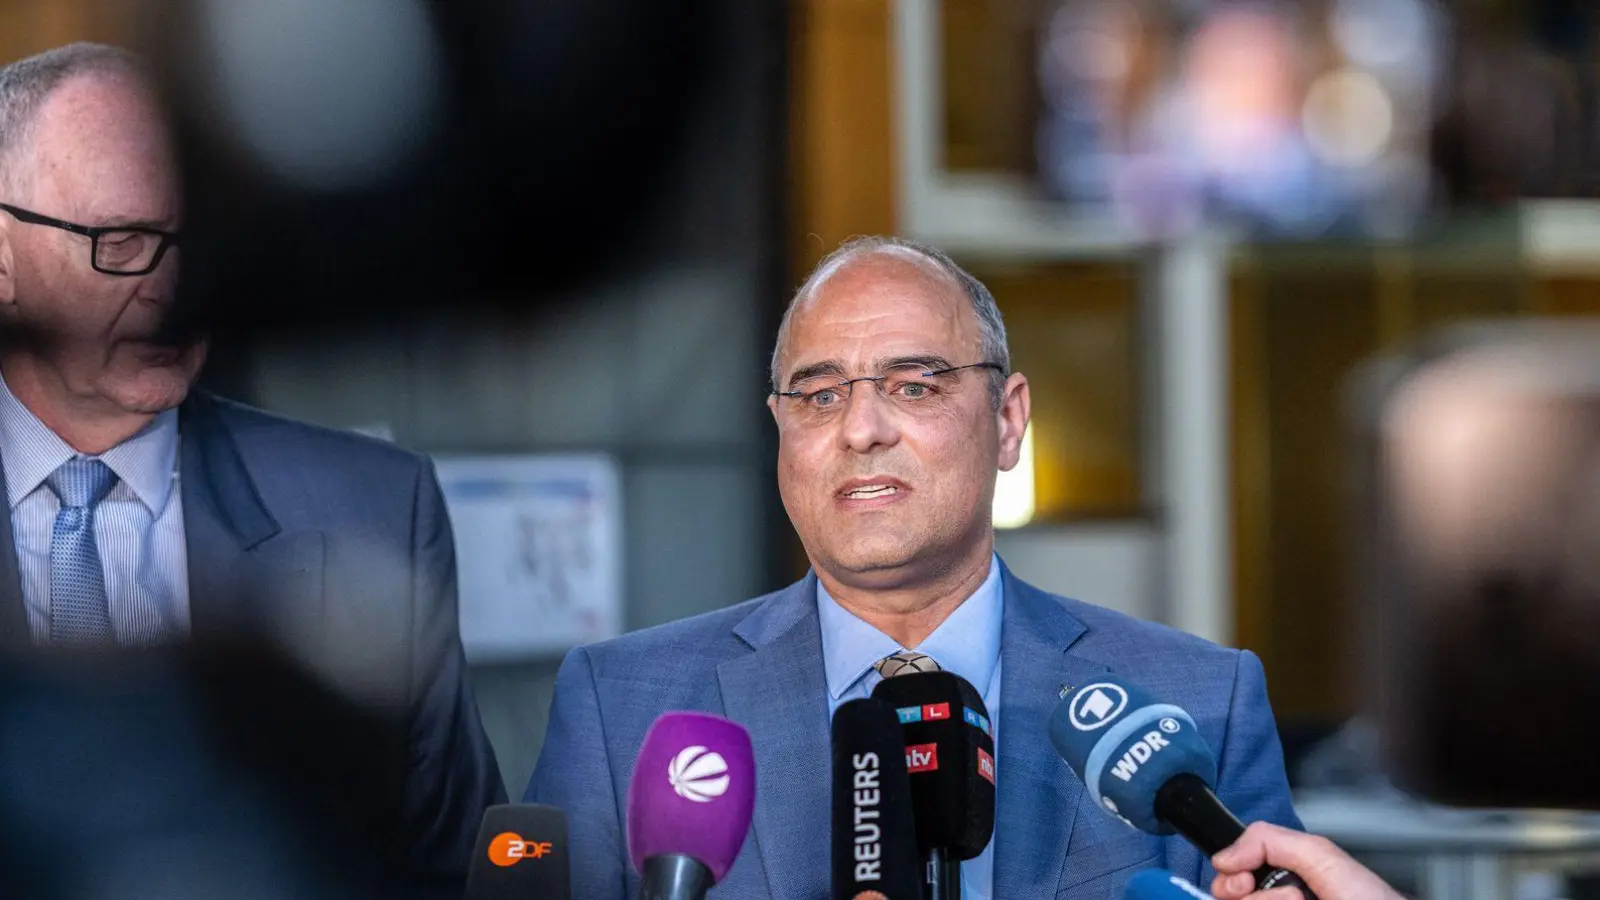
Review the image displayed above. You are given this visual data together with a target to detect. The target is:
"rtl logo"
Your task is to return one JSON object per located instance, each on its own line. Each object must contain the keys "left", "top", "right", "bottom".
{"left": 906, "top": 743, "right": 939, "bottom": 773}
{"left": 922, "top": 703, "right": 950, "bottom": 721}
{"left": 488, "top": 832, "right": 555, "bottom": 867}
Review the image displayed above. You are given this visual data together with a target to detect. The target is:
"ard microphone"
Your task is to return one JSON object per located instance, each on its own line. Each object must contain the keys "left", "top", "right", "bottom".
{"left": 628, "top": 711, "right": 757, "bottom": 900}
{"left": 465, "top": 804, "right": 572, "bottom": 900}
{"left": 832, "top": 698, "right": 922, "bottom": 900}
{"left": 1123, "top": 868, "right": 1217, "bottom": 900}
{"left": 871, "top": 671, "right": 995, "bottom": 900}
{"left": 1049, "top": 677, "right": 1317, "bottom": 900}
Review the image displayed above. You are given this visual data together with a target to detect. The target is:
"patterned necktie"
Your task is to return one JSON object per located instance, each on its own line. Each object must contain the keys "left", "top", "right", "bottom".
{"left": 874, "top": 650, "right": 942, "bottom": 679}
{"left": 46, "top": 457, "right": 118, "bottom": 647}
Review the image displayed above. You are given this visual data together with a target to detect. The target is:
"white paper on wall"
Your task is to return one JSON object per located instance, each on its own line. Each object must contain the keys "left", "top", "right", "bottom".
{"left": 433, "top": 455, "right": 623, "bottom": 661}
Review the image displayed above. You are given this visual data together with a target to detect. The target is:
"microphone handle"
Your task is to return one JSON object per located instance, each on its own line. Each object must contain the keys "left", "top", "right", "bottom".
{"left": 640, "top": 853, "right": 715, "bottom": 900}
{"left": 923, "top": 847, "right": 961, "bottom": 900}
{"left": 1154, "top": 774, "right": 1320, "bottom": 900}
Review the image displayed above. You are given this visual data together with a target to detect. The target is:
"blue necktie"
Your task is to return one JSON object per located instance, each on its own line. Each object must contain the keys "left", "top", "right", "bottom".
{"left": 47, "top": 457, "right": 118, "bottom": 647}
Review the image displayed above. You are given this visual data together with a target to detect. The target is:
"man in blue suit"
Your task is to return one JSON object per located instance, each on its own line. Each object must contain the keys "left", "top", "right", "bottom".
{"left": 0, "top": 44, "right": 502, "bottom": 890}
{"left": 528, "top": 235, "right": 1301, "bottom": 898}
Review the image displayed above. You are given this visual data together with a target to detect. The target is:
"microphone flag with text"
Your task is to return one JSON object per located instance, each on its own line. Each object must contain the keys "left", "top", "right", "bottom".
{"left": 465, "top": 804, "right": 572, "bottom": 900}
{"left": 831, "top": 697, "right": 922, "bottom": 900}
{"left": 1049, "top": 676, "right": 1316, "bottom": 899}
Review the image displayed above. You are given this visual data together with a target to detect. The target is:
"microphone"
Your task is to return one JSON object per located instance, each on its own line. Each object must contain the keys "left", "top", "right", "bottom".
{"left": 465, "top": 804, "right": 572, "bottom": 900}
{"left": 627, "top": 711, "right": 757, "bottom": 900}
{"left": 1123, "top": 868, "right": 1218, "bottom": 900}
{"left": 831, "top": 698, "right": 922, "bottom": 900}
{"left": 871, "top": 671, "right": 995, "bottom": 900}
{"left": 1049, "top": 677, "right": 1317, "bottom": 900}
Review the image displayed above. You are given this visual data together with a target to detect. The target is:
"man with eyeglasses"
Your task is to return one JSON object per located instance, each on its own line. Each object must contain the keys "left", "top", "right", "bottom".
{"left": 0, "top": 43, "right": 502, "bottom": 889}
{"left": 528, "top": 235, "right": 1302, "bottom": 898}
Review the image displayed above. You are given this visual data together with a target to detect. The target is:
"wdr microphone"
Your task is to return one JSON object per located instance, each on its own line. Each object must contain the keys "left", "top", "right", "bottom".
{"left": 627, "top": 712, "right": 757, "bottom": 900}
{"left": 871, "top": 671, "right": 995, "bottom": 900}
{"left": 465, "top": 804, "right": 571, "bottom": 900}
{"left": 1123, "top": 868, "right": 1217, "bottom": 900}
{"left": 831, "top": 698, "right": 922, "bottom": 900}
{"left": 1049, "top": 677, "right": 1317, "bottom": 900}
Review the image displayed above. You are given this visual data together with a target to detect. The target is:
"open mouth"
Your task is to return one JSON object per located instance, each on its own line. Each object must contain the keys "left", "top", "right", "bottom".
{"left": 843, "top": 485, "right": 899, "bottom": 500}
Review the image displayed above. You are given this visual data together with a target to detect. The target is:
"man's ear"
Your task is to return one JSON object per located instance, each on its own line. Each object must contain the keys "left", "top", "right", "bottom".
{"left": 0, "top": 220, "right": 15, "bottom": 306}
{"left": 996, "top": 373, "right": 1031, "bottom": 472}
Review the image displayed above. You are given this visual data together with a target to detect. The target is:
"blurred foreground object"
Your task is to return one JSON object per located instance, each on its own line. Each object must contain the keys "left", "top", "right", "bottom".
{"left": 1357, "top": 321, "right": 1600, "bottom": 809}
{"left": 126, "top": 0, "right": 717, "bottom": 333}
{"left": 0, "top": 645, "right": 438, "bottom": 900}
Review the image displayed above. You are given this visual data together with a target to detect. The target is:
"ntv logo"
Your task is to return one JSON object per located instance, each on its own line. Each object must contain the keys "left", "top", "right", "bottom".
{"left": 1068, "top": 683, "right": 1129, "bottom": 731}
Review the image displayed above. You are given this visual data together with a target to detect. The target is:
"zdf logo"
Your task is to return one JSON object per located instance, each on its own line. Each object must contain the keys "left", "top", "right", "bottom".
{"left": 488, "top": 832, "right": 555, "bottom": 867}
{"left": 668, "top": 745, "right": 731, "bottom": 802}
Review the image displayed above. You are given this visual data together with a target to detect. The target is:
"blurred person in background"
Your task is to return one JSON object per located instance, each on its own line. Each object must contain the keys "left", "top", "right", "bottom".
{"left": 528, "top": 235, "right": 1302, "bottom": 899}
{"left": 0, "top": 42, "right": 502, "bottom": 888}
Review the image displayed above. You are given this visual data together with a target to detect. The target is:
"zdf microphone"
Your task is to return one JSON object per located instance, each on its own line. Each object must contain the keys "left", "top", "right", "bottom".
{"left": 465, "top": 804, "right": 571, "bottom": 900}
{"left": 627, "top": 711, "right": 757, "bottom": 900}
{"left": 1049, "top": 676, "right": 1316, "bottom": 899}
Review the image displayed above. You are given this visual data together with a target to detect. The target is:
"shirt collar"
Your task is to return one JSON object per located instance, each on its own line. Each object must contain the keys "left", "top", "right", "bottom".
{"left": 0, "top": 372, "right": 179, "bottom": 514}
{"left": 817, "top": 554, "right": 1005, "bottom": 701}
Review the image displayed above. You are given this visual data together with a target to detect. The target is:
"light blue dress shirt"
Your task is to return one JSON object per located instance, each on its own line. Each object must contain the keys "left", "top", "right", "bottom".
{"left": 818, "top": 554, "right": 1004, "bottom": 900}
{"left": 0, "top": 374, "right": 190, "bottom": 645}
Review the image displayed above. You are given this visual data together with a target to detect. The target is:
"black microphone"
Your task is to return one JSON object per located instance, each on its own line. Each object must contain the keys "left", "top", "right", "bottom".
{"left": 871, "top": 671, "right": 995, "bottom": 900}
{"left": 465, "top": 804, "right": 572, "bottom": 900}
{"left": 832, "top": 698, "right": 923, "bottom": 900}
{"left": 1049, "top": 677, "right": 1317, "bottom": 899}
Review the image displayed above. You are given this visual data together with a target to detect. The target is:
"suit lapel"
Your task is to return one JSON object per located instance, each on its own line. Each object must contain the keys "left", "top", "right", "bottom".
{"left": 0, "top": 458, "right": 27, "bottom": 650}
{"left": 180, "top": 393, "right": 324, "bottom": 644}
{"left": 993, "top": 564, "right": 1107, "bottom": 900}
{"left": 717, "top": 575, "right": 831, "bottom": 900}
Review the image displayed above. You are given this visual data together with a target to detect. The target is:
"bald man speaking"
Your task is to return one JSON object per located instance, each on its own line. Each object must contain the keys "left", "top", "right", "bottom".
{"left": 526, "top": 235, "right": 1302, "bottom": 899}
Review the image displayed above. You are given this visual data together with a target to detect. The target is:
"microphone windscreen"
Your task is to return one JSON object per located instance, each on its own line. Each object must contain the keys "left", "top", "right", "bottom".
{"left": 465, "top": 804, "right": 572, "bottom": 900}
{"left": 831, "top": 699, "right": 923, "bottom": 900}
{"left": 870, "top": 671, "right": 994, "bottom": 859}
{"left": 626, "top": 711, "right": 756, "bottom": 883}
{"left": 1049, "top": 676, "right": 1216, "bottom": 835}
{"left": 1123, "top": 868, "right": 1218, "bottom": 900}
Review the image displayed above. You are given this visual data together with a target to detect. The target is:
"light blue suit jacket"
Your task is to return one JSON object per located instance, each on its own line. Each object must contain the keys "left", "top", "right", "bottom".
{"left": 527, "top": 562, "right": 1301, "bottom": 899}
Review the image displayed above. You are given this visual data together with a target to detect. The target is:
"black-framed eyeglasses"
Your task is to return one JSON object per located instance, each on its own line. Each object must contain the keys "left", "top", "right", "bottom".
{"left": 772, "top": 361, "right": 1005, "bottom": 416}
{"left": 0, "top": 203, "right": 179, "bottom": 276}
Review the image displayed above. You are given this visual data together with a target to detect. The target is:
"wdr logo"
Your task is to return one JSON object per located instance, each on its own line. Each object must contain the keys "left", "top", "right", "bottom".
{"left": 1067, "top": 683, "right": 1129, "bottom": 732}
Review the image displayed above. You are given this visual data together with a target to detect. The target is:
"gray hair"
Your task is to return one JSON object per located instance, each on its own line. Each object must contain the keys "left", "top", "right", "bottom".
{"left": 0, "top": 43, "right": 148, "bottom": 195}
{"left": 771, "top": 235, "right": 1011, "bottom": 407}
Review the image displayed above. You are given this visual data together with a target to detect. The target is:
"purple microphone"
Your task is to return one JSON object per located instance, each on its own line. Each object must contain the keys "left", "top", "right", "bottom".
{"left": 627, "top": 712, "right": 757, "bottom": 900}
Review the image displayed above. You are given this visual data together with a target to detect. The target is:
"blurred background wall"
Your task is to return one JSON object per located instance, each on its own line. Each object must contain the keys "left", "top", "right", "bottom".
{"left": 5, "top": 0, "right": 1600, "bottom": 799}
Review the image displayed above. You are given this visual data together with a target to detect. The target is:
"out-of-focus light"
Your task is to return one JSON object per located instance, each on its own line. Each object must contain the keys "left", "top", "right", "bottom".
{"left": 1302, "top": 68, "right": 1394, "bottom": 167}
{"left": 1186, "top": 8, "right": 1300, "bottom": 175}
{"left": 1039, "top": 0, "right": 1142, "bottom": 109}
{"left": 1331, "top": 0, "right": 1430, "bottom": 70}
{"left": 1063, "top": 27, "right": 1132, "bottom": 82}
{"left": 993, "top": 427, "right": 1036, "bottom": 530}
{"left": 194, "top": 0, "right": 443, "bottom": 192}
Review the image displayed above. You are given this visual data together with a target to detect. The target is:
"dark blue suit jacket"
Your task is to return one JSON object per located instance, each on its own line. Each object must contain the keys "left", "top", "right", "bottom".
{"left": 527, "top": 562, "right": 1301, "bottom": 899}
{"left": 0, "top": 391, "right": 505, "bottom": 888}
